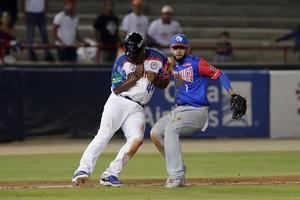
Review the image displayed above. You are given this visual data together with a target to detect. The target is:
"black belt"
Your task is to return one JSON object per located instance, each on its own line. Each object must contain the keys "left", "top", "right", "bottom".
{"left": 122, "top": 95, "right": 144, "bottom": 107}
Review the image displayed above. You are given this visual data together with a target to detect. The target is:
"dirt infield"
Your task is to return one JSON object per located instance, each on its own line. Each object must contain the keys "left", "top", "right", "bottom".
{"left": 1, "top": 176, "right": 300, "bottom": 189}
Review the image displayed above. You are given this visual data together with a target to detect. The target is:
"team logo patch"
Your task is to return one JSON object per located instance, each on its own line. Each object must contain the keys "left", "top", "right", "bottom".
{"left": 175, "top": 35, "right": 183, "bottom": 42}
{"left": 150, "top": 62, "right": 158, "bottom": 70}
{"left": 138, "top": 40, "right": 144, "bottom": 48}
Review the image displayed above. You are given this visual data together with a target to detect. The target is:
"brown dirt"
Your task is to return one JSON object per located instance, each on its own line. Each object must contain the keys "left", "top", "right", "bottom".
{"left": 1, "top": 176, "right": 300, "bottom": 189}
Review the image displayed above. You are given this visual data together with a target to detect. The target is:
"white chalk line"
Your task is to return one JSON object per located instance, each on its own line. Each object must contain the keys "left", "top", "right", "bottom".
{"left": 1, "top": 181, "right": 300, "bottom": 190}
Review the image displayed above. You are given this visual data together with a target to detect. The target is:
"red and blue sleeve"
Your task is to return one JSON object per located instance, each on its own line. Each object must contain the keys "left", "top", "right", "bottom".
{"left": 198, "top": 58, "right": 232, "bottom": 90}
{"left": 158, "top": 56, "right": 171, "bottom": 80}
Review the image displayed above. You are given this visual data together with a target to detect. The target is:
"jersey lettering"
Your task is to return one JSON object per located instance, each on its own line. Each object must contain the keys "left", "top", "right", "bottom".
{"left": 173, "top": 67, "right": 193, "bottom": 82}
{"left": 174, "top": 55, "right": 213, "bottom": 107}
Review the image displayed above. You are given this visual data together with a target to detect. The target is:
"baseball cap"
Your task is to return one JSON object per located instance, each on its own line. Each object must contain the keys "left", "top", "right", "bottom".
{"left": 161, "top": 5, "right": 173, "bottom": 13}
{"left": 170, "top": 34, "right": 189, "bottom": 47}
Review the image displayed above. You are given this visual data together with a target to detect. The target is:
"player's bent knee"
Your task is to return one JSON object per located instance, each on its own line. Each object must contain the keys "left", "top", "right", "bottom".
{"left": 150, "top": 132, "right": 160, "bottom": 145}
{"left": 150, "top": 131, "right": 157, "bottom": 141}
{"left": 97, "top": 124, "right": 114, "bottom": 138}
{"left": 127, "top": 137, "right": 143, "bottom": 157}
{"left": 150, "top": 132, "right": 164, "bottom": 154}
{"left": 122, "top": 138, "right": 143, "bottom": 166}
{"left": 165, "top": 124, "right": 179, "bottom": 135}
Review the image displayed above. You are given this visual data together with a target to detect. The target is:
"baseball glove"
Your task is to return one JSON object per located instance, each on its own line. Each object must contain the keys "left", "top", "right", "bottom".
{"left": 230, "top": 94, "right": 247, "bottom": 119}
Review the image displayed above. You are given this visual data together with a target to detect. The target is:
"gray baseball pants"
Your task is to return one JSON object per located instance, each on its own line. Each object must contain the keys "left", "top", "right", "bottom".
{"left": 150, "top": 105, "right": 208, "bottom": 180}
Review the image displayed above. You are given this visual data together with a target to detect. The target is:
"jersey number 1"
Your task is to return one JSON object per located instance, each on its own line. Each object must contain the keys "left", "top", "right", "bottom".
{"left": 185, "top": 84, "right": 189, "bottom": 91}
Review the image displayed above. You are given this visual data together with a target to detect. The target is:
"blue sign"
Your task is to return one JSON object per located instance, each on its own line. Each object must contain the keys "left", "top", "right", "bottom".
{"left": 1, "top": 67, "right": 270, "bottom": 140}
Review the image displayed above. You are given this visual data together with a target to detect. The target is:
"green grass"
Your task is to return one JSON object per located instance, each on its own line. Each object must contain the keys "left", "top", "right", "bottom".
{"left": 0, "top": 151, "right": 299, "bottom": 182}
{"left": 0, "top": 151, "right": 300, "bottom": 200}
{"left": 1, "top": 185, "right": 300, "bottom": 200}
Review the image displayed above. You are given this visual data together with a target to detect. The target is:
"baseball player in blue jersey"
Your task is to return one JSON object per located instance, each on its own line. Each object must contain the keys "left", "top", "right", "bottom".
{"left": 150, "top": 34, "right": 246, "bottom": 188}
{"left": 72, "top": 32, "right": 170, "bottom": 187}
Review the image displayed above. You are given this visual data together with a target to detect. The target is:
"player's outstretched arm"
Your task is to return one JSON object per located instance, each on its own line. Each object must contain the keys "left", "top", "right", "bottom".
{"left": 218, "top": 71, "right": 247, "bottom": 119}
{"left": 198, "top": 58, "right": 234, "bottom": 95}
{"left": 113, "top": 63, "right": 144, "bottom": 95}
{"left": 198, "top": 58, "right": 247, "bottom": 119}
{"left": 218, "top": 71, "right": 234, "bottom": 95}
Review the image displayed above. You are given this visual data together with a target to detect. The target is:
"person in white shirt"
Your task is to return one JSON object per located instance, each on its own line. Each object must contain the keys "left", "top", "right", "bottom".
{"left": 21, "top": 0, "right": 54, "bottom": 61}
{"left": 53, "top": 0, "right": 84, "bottom": 62}
{"left": 147, "top": 5, "right": 182, "bottom": 55}
{"left": 120, "top": 0, "right": 149, "bottom": 38}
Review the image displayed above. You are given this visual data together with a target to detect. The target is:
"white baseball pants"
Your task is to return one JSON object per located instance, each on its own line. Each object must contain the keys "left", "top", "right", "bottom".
{"left": 74, "top": 93, "right": 145, "bottom": 178}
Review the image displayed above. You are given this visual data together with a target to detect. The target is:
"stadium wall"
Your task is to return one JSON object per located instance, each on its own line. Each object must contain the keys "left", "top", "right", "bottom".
{"left": 0, "top": 65, "right": 299, "bottom": 141}
{"left": 270, "top": 71, "right": 300, "bottom": 138}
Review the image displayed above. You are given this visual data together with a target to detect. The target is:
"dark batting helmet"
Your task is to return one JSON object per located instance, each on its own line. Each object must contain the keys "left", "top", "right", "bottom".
{"left": 123, "top": 32, "right": 145, "bottom": 63}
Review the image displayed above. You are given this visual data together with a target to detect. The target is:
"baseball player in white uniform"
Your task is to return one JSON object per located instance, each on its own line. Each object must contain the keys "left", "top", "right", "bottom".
{"left": 72, "top": 32, "right": 170, "bottom": 187}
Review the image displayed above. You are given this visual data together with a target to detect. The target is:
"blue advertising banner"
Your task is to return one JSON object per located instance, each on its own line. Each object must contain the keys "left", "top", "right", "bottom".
{"left": 0, "top": 67, "right": 270, "bottom": 141}
{"left": 145, "top": 70, "right": 270, "bottom": 138}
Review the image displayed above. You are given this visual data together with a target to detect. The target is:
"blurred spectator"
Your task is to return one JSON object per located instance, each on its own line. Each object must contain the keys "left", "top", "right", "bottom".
{"left": 147, "top": 5, "right": 182, "bottom": 55}
{"left": 275, "top": 25, "right": 300, "bottom": 61}
{"left": 53, "top": 0, "right": 84, "bottom": 62}
{"left": 120, "top": 0, "right": 149, "bottom": 38}
{"left": 76, "top": 38, "right": 97, "bottom": 63}
{"left": 0, "top": 12, "right": 21, "bottom": 64}
{"left": 214, "top": 31, "right": 233, "bottom": 62}
{"left": 21, "top": 0, "right": 54, "bottom": 62}
{"left": 0, "top": 0, "right": 18, "bottom": 29}
{"left": 93, "top": 0, "right": 119, "bottom": 63}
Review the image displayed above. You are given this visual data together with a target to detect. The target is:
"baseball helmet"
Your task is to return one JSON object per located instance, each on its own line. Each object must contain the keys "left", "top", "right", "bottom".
{"left": 123, "top": 32, "right": 145, "bottom": 62}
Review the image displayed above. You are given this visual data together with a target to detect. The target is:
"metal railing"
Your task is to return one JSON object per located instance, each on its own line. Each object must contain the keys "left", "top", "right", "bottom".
{"left": 0, "top": 43, "right": 296, "bottom": 63}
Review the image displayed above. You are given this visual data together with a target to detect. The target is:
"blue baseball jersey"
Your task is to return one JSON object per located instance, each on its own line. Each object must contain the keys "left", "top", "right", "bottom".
{"left": 173, "top": 54, "right": 221, "bottom": 107}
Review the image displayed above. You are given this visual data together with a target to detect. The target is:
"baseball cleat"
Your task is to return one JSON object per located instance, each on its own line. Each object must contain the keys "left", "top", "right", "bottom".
{"left": 100, "top": 175, "right": 123, "bottom": 187}
{"left": 72, "top": 171, "right": 89, "bottom": 186}
{"left": 165, "top": 178, "right": 186, "bottom": 188}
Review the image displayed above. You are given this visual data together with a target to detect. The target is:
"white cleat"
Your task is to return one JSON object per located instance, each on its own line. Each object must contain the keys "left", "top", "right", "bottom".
{"left": 165, "top": 178, "right": 186, "bottom": 188}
